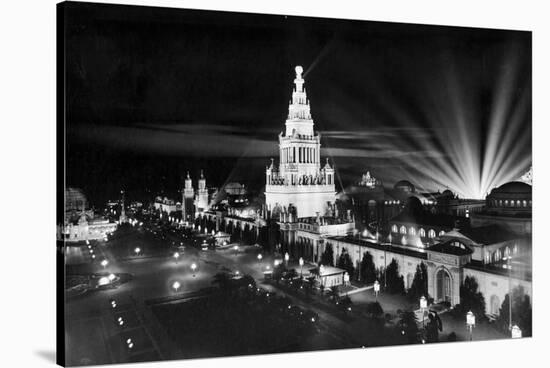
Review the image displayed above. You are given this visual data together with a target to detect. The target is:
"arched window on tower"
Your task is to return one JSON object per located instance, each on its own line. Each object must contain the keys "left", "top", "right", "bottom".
{"left": 428, "top": 229, "right": 436, "bottom": 238}
{"left": 392, "top": 225, "right": 398, "bottom": 233}
{"left": 400, "top": 226, "right": 406, "bottom": 235}
{"left": 409, "top": 227, "right": 416, "bottom": 236}
{"left": 419, "top": 228, "right": 426, "bottom": 237}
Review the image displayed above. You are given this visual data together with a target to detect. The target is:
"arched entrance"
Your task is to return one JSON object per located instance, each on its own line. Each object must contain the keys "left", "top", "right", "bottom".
{"left": 436, "top": 268, "right": 452, "bottom": 303}
{"left": 490, "top": 295, "right": 500, "bottom": 315}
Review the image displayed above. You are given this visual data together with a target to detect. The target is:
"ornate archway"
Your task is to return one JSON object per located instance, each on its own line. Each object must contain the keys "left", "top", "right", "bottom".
{"left": 435, "top": 267, "right": 452, "bottom": 303}
{"left": 490, "top": 295, "right": 500, "bottom": 315}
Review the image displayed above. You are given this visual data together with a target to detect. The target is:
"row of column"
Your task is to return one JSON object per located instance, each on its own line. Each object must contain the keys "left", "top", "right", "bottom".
{"left": 281, "top": 145, "right": 319, "bottom": 164}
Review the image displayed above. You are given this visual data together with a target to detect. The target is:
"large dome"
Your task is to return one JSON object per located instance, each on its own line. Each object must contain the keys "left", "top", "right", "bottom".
{"left": 491, "top": 181, "right": 532, "bottom": 195}
{"left": 394, "top": 180, "right": 415, "bottom": 193}
{"left": 487, "top": 181, "right": 531, "bottom": 213}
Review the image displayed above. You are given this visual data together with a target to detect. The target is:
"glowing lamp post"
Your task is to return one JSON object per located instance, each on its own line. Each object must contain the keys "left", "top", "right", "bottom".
{"left": 108, "top": 273, "right": 116, "bottom": 282}
{"left": 299, "top": 257, "right": 304, "bottom": 278}
{"left": 134, "top": 247, "right": 141, "bottom": 256}
{"left": 511, "top": 325, "right": 522, "bottom": 339}
{"left": 373, "top": 280, "right": 380, "bottom": 301}
{"left": 172, "top": 281, "right": 181, "bottom": 293}
{"left": 191, "top": 262, "right": 197, "bottom": 277}
{"left": 420, "top": 296, "right": 428, "bottom": 330}
{"left": 174, "top": 252, "right": 180, "bottom": 264}
{"left": 466, "top": 311, "right": 476, "bottom": 341}
{"left": 284, "top": 252, "right": 289, "bottom": 266}
{"left": 101, "top": 259, "right": 109, "bottom": 269}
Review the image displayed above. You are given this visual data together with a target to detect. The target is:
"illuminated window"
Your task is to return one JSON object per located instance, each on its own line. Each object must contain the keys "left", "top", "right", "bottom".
{"left": 513, "top": 244, "right": 518, "bottom": 254}
{"left": 523, "top": 200, "right": 527, "bottom": 207}
{"left": 400, "top": 226, "right": 407, "bottom": 235}
{"left": 439, "top": 230, "right": 445, "bottom": 236}
{"left": 505, "top": 246, "right": 510, "bottom": 257}
{"left": 392, "top": 225, "right": 398, "bottom": 233}
{"left": 529, "top": 200, "right": 532, "bottom": 207}
{"left": 419, "top": 228, "right": 426, "bottom": 237}
{"left": 505, "top": 200, "right": 509, "bottom": 206}
{"left": 428, "top": 229, "right": 436, "bottom": 238}
{"left": 409, "top": 227, "right": 416, "bottom": 236}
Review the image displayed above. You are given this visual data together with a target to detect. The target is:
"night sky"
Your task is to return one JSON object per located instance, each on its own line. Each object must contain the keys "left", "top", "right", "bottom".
{"left": 62, "top": 2, "right": 531, "bottom": 206}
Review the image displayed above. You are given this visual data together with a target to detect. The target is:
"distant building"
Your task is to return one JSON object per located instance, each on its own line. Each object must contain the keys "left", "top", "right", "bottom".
{"left": 471, "top": 181, "right": 532, "bottom": 235}
{"left": 153, "top": 196, "right": 180, "bottom": 214}
{"left": 60, "top": 188, "right": 117, "bottom": 242}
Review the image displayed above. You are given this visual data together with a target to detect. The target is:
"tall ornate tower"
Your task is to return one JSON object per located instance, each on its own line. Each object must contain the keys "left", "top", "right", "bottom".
{"left": 182, "top": 171, "right": 195, "bottom": 221}
{"left": 119, "top": 189, "right": 127, "bottom": 223}
{"left": 264, "top": 66, "right": 336, "bottom": 219}
{"left": 195, "top": 170, "right": 209, "bottom": 214}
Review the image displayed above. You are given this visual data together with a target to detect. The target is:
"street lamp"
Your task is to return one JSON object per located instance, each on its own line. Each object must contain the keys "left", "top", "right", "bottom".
{"left": 420, "top": 296, "right": 428, "bottom": 330}
{"left": 511, "top": 325, "right": 522, "bottom": 339}
{"left": 101, "top": 259, "right": 109, "bottom": 269}
{"left": 108, "top": 273, "right": 116, "bottom": 282}
{"left": 466, "top": 311, "right": 476, "bottom": 341}
{"left": 506, "top": 254, "right": 513, "bottom": 331}
{"left": 191, "top": 262, "right": 197, "bottom": 277}
{"left": 299, "top": 257, "right": 304, "bottom": 278}
{"left": 374, "top": 280, "right": 380, "bottom": 301}
{"left": 172, "top": 281, "right": 181, "bottom": 293}
{"left": 134, "top": 247, "right": 141, "bottom": 256}
{"left": 174, "top": 252, "right": 180, "bottom": 264}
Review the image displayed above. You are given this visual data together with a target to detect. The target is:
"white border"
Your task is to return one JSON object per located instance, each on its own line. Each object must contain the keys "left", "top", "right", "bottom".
{"left": 1, "top": 1, "right": 548, "bottom": 367}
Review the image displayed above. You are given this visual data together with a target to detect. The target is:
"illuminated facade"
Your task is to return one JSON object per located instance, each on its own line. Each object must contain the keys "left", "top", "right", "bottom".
{"left": 182, "top": 172, "right": 195, "bottom": 221}
{"left": 265, "top": 66, "right": 336, "bottom": 219}
{"left": 195, "top": 170, "right": 209, "bottom": 214}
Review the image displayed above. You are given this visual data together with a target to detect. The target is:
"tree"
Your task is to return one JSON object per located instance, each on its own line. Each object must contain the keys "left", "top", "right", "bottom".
{"left": 383, "top": 258, "right": 405, "bottom": 294}
{"left": 320, "top": 244, "right": 334, "bottom": 266}
{"left": 498, "top": 285, "right": 532, "bottom": 337}
{"left": 407, "top": 262, "right": 428, "bottom": 301}
{"left": 399, "top": 310, "right": 419, "bottom": 343}
{"left": 365, "top": 301, "right": 384, "bottom": 319}
{"left": 360, "top": 251, "right": 377, "bottom": 284}
{"left": 456, "top": 276, "right": 486, "bottom": 320}
{"left": 336, "top": 249, "right": 355, "bottom": 279}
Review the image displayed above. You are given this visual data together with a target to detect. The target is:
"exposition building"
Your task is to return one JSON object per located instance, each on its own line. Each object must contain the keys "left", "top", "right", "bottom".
{"left": 198, "top": 66, "right": 532, "bottom": 319}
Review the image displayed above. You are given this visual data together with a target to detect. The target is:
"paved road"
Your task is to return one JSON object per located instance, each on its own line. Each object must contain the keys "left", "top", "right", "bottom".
{"left": 64, "top": 225, "right": 508, "bottom": 365}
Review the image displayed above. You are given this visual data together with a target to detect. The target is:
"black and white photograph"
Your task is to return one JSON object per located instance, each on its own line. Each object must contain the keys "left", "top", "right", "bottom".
{"left": 4, "top": 1, "right": 547, "bottom": 367}
{"left": 54, "top": 1, "right": 535, "bottom": 366}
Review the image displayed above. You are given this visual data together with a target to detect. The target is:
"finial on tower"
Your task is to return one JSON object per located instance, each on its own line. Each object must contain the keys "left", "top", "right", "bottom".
{"left": 186, "top": 171, "right": 190, "bottom": 179}
{"left": 200, "top": 170, "right": 204, "bottom": 179}
{"left": 295, "top": 65, "right": 303, "bottom": 78}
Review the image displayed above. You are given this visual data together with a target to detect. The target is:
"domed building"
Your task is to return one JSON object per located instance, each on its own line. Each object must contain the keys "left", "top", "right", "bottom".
{"left": 471, "top": 181, "right": 532, "bottom": 235}
{"left": 60, "top": 188, "right": 117, "bottom": 242}
{"left": 394, "top": 180, "right": 415, "bottom": 193}
{"left": 486, "top": 181, "right": 532, "bottom": 215}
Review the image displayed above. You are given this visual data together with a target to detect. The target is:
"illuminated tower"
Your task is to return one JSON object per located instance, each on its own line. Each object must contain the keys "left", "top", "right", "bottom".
{"left": 182, "top": 171, "right": 195, "bottom": 221}
{"left": 265, "top": 66, "right": 336, "bottom": 219}
{"left": 195, "top": 170, "right": 209, "bottom": 214}
{"left": 119, "top": 190, "right": 127, "bottom": 223}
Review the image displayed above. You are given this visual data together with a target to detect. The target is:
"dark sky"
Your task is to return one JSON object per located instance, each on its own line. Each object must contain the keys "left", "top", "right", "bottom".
{"left": 62, "top": 1, "right": 531, "bottom": 205}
